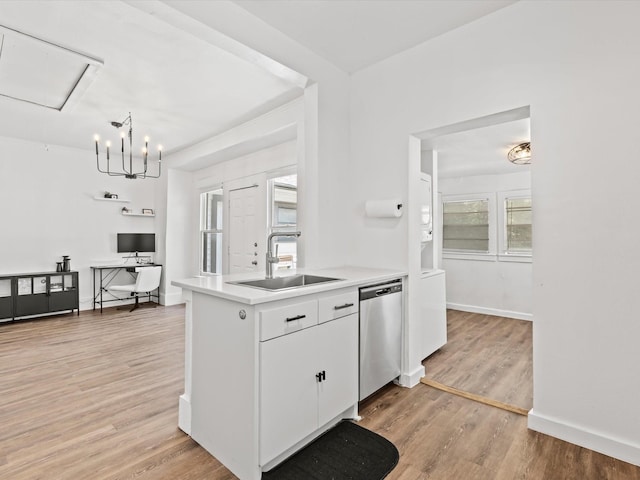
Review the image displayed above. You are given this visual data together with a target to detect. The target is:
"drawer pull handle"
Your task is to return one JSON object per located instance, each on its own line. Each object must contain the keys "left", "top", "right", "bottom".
{"left": 334, "top": 303, "right": 354, "bottom": 310}
{"left": 286, "top": 314, "right": 306, "bottom": 322}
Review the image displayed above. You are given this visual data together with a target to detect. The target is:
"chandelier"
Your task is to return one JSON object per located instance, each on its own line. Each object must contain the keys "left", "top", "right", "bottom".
{"left": 507, "top": 142, "right": 531, "bottom": 165}
{"left": 94, "top": 112, "right": 162, "bottom": 179}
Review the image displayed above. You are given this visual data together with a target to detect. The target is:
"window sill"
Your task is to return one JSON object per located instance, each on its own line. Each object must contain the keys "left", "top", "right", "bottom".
{"left": 443, "top": 252, "right": 496, "bottom": 262}
{"left": 498, "top": 254, "right": 532, "bottom": 263}
{"left": 443, "top": 251, "right": 532, "bottom": 264}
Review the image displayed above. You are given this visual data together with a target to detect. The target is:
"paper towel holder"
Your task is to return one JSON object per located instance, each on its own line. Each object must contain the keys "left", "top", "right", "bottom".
{"left": 365, "top": 198, "right": 403, "bottom": 218}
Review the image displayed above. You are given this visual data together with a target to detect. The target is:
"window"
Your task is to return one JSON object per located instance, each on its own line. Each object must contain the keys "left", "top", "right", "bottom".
{"left": 200, "top": 188, "right": 223, "bottom": 275}
{"left": 443, "top": 198, "right": 491, "bottom": 252}
{"left": 273, "top": 184, "right": 297, "bottom": 227}
{"left": 269, "top": 174, "right": 297, "bottom": 271}
{"left": 501, "top": 193, "right": 532, "bottom": 255}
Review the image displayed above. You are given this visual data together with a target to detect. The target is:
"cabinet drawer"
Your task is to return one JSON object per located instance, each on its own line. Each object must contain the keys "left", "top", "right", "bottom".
{"left": 318, "top": 290, "right": 358, "bottom": 323}
{"left": 260, "top": 300, "right": 318, "bottom": 341}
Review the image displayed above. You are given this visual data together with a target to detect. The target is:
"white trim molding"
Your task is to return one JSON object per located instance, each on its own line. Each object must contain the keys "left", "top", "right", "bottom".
{"left": 446, "top": 302, "right": 532, "bottom": 321}
{"left": 161, "top": 291, "right": 185, "bottom": 306}
{"left": 397, "top": 364, "right": 426, "bottom": 388}
{"left": 528, "top": 410, "right": 640, "bottom": 467}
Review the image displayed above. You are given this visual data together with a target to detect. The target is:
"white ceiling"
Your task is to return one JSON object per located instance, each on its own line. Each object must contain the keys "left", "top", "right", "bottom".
{"left": 234, "top": 0, "right": 516, "bottom": 73}
{"left": 432, "top": 118, "right": 531, "bottom": 178}
{"left": 0, "top": 1, "right": 301, "bottom": 155}
{"left": 0, "top": 0, "right": 521, "bottom": 175}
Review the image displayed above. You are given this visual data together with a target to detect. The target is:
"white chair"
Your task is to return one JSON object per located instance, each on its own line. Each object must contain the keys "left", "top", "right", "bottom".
{"left": 110, "top": 266, "right": 162, "bottom": 312}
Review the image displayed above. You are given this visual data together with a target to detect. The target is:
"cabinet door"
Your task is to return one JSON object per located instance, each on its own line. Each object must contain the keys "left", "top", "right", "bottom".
{"left": 420, "top": 272, "right": 447, "bottom": 359}
{"left": 316, "top": 314, "right": 359, "bottom": 427}
{"left": 0, "top": 279, "right": 13, "bottom": 320}
{"left": 259, "top": 327, "right": 318, "bottom": 465}
{"left": 15, "top": 277, "right": 49, "bottom": 316}
{"left": 49, "top": 273, "right": 78, "bottom": 312}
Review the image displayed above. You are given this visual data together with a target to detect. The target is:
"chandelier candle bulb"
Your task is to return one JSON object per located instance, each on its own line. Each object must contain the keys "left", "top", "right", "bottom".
{"left": 93, "top": 112, "right": 162, "bottom": 179}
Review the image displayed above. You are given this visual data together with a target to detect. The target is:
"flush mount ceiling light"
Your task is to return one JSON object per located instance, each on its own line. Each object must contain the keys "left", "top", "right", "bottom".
{"left": 507, "top": 142, "right": 531, "bottom": 165}
{"left": 94, "top": 112, "right": 162, "bottom": 179}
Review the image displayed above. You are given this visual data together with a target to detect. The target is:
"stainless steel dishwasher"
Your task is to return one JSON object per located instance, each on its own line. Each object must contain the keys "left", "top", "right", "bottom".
{"left": 359, "top": 279, "right": 403, "bottom": 400}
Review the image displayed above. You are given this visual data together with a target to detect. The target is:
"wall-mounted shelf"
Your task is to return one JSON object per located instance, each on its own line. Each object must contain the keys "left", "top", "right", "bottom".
{"left": 93, "top": 196, "right": 130, "bottom": 203}
{"left": 122, "top": 212, "right": 155, "bottom": 217}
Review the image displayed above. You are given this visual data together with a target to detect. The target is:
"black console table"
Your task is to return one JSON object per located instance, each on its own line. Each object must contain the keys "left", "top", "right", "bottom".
{"left": 91, "top": 264, "right": 161, "bottom": 313}
{"left": 0, "top": 271, "right": 79, "bottom": 322}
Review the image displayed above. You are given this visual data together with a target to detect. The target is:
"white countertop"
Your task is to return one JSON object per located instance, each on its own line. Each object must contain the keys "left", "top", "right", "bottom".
{"left": 171, "top": 266, "right": 407, "bottom": 305}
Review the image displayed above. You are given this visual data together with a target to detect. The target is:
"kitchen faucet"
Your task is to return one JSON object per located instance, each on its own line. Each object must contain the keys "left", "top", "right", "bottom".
{"left": 266, "top": 231, "right": 301, "bottom": 279}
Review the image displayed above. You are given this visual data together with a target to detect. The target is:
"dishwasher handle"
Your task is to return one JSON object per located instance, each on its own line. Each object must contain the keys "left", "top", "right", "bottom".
{"left": 359, "top": 280, "right": 402, "bottom": 300}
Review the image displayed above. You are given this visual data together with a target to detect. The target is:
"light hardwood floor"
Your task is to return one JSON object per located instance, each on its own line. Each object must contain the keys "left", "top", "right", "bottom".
{"left": 0, "top": 306, "right": 638, "bottom": 479}
{"left": 421, "top": 309, "right": 533, "bottom": 411}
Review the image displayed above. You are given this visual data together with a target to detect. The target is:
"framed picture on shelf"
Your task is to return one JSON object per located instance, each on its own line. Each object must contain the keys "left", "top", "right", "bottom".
{"left": 142, "top": 208, "right": 154, "bottom": 215}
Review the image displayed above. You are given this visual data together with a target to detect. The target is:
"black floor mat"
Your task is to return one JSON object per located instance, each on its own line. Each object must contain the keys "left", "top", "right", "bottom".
{"left": 262, "top": 420, "right": 399, "bottom": 480}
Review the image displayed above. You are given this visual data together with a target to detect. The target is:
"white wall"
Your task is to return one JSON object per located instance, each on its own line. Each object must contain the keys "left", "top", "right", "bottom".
{"left": 349, "top": 1, "right": 640, "bottom": 466}
{"left": 163, "top": 1, "right": 353, "bottom": 270}
{"left": 0, "top": 136, "right": 157, "bottom": 310}
{"left": 161, "top": 101, "right": 300, "bottom": 295}
{"left": 162, "top": 99, "right": 302, "bottom": 295}
{"left": 163, "top": 169, "right": 197, "bottom": 305}
{"left": 194, "top": 140, "right": 297, "bottom": 276}
{"left": 193, "top": 140, "right": 296, "bottom": 191}
{"left": 440, "top": 172, "right": 532, "bottom": 319}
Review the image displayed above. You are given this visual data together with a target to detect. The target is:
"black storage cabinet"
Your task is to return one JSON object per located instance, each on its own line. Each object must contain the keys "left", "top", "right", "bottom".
{"left": 0, "top": 276, "right": 13, "bottom": 320}
{"left": 1, "top": 271, "right": 79, "bottom": 321}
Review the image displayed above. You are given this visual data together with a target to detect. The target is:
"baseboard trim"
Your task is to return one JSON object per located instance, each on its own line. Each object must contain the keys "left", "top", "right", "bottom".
{"left": 397, "top": 364, "right": 425, "bottom": 388}
{"left": 178, "top": 394, "right": 191, "bottom": 435}
{"left": 162, "top": 291, "right": 185, "bottom": 306}
{"left": 528, "top": 409, "right": 640, "bottom": 467}
{"left": 446, "top": 302, "right": 532, "bottom": 321}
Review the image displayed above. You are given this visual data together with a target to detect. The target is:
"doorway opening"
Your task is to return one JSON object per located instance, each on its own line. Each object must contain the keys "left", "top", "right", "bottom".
{"left": 413, "top": 106, "right": 533, "bottom": 413}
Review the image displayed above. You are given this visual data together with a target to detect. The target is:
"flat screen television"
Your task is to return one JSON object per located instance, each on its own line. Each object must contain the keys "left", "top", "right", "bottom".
{"left": 117, "top": 233, "right": 156, "bottom": 254}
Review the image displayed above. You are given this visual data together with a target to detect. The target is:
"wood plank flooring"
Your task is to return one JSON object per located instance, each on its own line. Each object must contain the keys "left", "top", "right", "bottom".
{"left": 421, "top": 309, "right": 533, "bottom": 411}
{"left": 0, "top": 306, "right": 638, "bottom": 479}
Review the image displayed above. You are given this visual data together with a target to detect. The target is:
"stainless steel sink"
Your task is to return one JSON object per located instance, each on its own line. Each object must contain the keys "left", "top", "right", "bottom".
{"left": 229, "top": 274, "right": 342, "bottom": 291}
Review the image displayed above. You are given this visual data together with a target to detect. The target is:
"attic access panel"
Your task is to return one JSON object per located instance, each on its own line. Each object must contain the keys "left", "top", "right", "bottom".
{"left": 0, "top": 25, "right": 103, "bottom": 111}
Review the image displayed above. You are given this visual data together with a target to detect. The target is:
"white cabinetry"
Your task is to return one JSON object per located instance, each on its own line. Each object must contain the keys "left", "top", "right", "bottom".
{"left": 420, "top": 270, "right": 447, "bottom": 359}
{"left": 260, "top": 313, "right": 357, "bottom": 464}
{"left": 188, "top": 286, "right": 359, "bottom": 480}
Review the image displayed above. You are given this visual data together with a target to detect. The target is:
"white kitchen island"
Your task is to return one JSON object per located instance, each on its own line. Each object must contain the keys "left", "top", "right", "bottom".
{"left": 172, "top": 266, "right": 406, "bottom": 480}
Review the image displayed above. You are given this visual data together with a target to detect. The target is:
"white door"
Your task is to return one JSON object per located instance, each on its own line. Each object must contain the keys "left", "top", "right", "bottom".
{"left": 228, "top": 186, "right": 260, "bottom": 273}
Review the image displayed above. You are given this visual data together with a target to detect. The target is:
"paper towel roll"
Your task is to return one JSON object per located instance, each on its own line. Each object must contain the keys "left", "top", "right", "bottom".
{"left": 365, "top": 198, "right": 403, "bottom": 218}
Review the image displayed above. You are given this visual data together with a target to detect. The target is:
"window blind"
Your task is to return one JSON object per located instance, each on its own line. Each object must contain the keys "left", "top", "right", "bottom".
{"left": 443, "top": 199, "right": 490, "bottom": 252}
